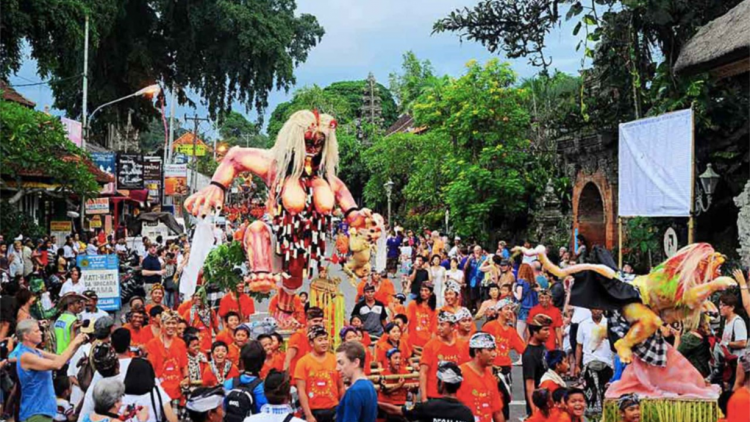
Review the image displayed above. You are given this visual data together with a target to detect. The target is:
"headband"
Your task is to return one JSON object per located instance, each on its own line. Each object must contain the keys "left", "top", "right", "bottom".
{"left": 436, "top": 362, "right": 463, "bottom": 384}
{"left": 437, "top": 310, "right": 457, "bottom": 324}
{"left": 386, "top": 348, "right": 401, "bottom": 359}
{"left": 151, "top": 283, "right": 165, "bottom": 293}
{"left": 494, "top": 298, "right": 515, "bottom": 311}
{"left": 339, "top": 325, "right": 357, "bottom": 340}
{"left": 445, "top": 281, "right": 461, "bottom": 294}
{"left": 308, "top": 325, "right": 329, "bottom": 341}
{"left": 187, "top": 391, "right": 224, "bottom": 412}
{"left": 469, "top": 332, "right": 496, "bottom": 349}
{"left": 454, "top": 307, "right": 473, "bottom": 321}
{"left": 161, "top": 309, "right": 180, "bottom": 323}
{"left": 617, "top": 393, "right": 640, "bottom": 411}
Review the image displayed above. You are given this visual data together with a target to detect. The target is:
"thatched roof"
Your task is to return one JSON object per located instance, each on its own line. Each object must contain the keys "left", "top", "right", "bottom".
{"left": 675, "top": 0, "right": 750, "bottom": 76}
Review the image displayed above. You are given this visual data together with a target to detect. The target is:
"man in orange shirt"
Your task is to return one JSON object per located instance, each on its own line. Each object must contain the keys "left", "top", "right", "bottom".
{"left": 454, "top": 307, "right": 477, "bottom": 343}
{"left": 218, "top": 282, "right": 255, "bottom": 322}
{"left": 457, "top": 332, "right": 504, "bottom": 422}
{"left": 145, "top": 283, "right": 166, "bottom": 315}
{"left": 181, "top": 292, "right": 220, "bottom": 354}
{"left": 285, "top": 306, "right": 325, "bottom": 376}
{"left": 481, "top": 299, "right": 524, "bottom": 420}
{"left": 216, "top": 311, "right": 241, "bottom": 346}
{"left": 146, "top": 310, "right": 189, "bottom": 410}
{"left": 356, "top": 271, "right": 396, "bottom": 305}
{"left": 420, "top": 310, "right": 470, "bottom": 401}
{"left": 294, "top": 325, "right": 343, "bottom": 422}
{"left": 526, "top": 290, "right": 563, "bottom": 350}
{"left": 726, "top": 356, "right": 750, "bottom": 422}
{"left": 123, "top": 310, "right": 153, "bottom": 353}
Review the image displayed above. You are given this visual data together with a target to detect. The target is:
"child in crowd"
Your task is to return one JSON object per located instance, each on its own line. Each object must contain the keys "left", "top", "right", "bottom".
{"left": 54, "top": 374, "right": 74, "bottom": 422}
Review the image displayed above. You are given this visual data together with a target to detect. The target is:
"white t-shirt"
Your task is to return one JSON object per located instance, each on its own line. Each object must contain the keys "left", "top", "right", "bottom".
{"left": 115, "top": 244, "right": 129, "bottom": 254}
{"left": 60, "top": 279, "right": 87, "bottom": 296}
{"left": 81, "top": 309, "right": 109, "bottom": 324}
{"left": 67, "top": 343, "right": 92, "bottom": 406}
{"left": 86, "top": 244, "right": 98, "bottom": 255}
{"left": 63, "top": 245, "right": 76, "bottom": 259}
{"left": 722, "top": 315, "right": 748, "bottom": 357}
{"left": 576, "top": 317, "right": 613, "bottom": 367}
{"left": 446, "top": 269, "right": 464, "bottom": 285}
{"left": 245, "top": 405, "right": 305, "bottom": 422}
{"left": 570, "top": 307, "right": 592, "bottom": 325}
{"left": 121, "top": 385, "right": 172, "bottom": 422}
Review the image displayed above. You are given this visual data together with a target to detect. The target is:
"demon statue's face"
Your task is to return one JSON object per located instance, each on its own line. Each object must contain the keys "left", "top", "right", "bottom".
{"left": 305, "top": 131, "right": 326, "bottom": 156}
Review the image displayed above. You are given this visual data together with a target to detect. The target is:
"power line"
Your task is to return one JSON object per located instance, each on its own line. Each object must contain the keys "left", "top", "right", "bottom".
{"left": 8, "top": 73, "right": 83, "bottom": 88}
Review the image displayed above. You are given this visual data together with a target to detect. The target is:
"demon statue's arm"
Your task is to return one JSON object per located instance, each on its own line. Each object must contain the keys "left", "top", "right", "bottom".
{"left": 185, "top": 146, "right": 273, "bottom": 217}
{"left": 330, "top": 175, "right": 375, "bottom": 229}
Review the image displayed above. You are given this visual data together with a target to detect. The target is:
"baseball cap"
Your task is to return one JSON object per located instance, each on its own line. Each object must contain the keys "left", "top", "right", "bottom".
{"left": 94, "top": 315, "right": 115, "bottom": 339}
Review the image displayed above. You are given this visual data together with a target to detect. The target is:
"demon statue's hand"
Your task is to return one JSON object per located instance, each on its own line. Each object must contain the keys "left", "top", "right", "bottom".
{"left": 185, "top": 184, "right": 225, "bottom": 217}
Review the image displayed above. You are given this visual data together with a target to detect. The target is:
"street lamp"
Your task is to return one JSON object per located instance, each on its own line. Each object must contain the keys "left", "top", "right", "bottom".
{"left": 695, "top": 163, "right": 721, "bottom": 215}
{"left": 384, "top": 179, "right": 394, "bottom": 226}
{"left": 84, "top": 84, "right": 161, "bottom": 149}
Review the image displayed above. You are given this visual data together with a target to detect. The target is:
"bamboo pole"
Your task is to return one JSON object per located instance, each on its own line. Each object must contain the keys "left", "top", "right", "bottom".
{"left": 618, "top": 217, "right": 623, "bottom": 268}
{"left": 689, "top": 105, "right": 696, "bottom": 244}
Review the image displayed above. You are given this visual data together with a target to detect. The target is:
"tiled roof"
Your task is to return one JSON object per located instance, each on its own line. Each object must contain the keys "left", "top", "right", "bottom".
{"left": 0, "top": 80, "right": 36, "bottom": 107}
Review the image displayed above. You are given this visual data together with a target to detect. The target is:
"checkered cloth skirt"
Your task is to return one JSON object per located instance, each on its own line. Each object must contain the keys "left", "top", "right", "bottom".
{"left": 609, "top": 310, "right": 668, "bottom": 367}
{"left": 172, "top": 398, "right": 188, "bottom": 422}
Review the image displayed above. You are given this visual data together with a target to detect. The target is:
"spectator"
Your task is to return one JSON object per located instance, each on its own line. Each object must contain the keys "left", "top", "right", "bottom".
{"left": 462, "top": 246, "right": 485, "bottom": 311}
{"left": 60, "top": 267, "right": 86, "bottom": 296}
{"left": 539, "top": 350, "right": 568, "bottom": 394}
{"left": 295, "top": 326, "right": 341, "bottom": 422}
{"left": 146, "top": 310, "right": 188, "bottom": 414}
{"left": 456, "top": 332, "right": 504, "bottom": 422}
{"left": 527, "top": 290, "right": 563, "bottom": 351}
{"left": 186, "top": 387, "right": 225, "bottom": 422}
{"left": 549, "top": 275, "right": 566, "bottom": 311}
{"left": 522, "top": 315, "right": 551, "bottom": 416}
{"left": 67, "top": 319, "right": 97, "bottom": 406}
{"left": 617, "top": 394, "right": 641, "bottom": 422}
{"left": 386, "top": 230, "right": 403, "bottom": 275}
{"left": 146, "top": 284, "right": 166, "bottom": 316}
{"left": 81, "top": 290, "right": 109, "bottom": 323}
{"left": 86, "top": 378, "right": 148, "bottom": 422}
{"left": 351, "top": 284, "right": 387, "bottom": 338}
{"left": 514, "top": 263, "right": 539, "bottom": 340}
{"left": 16, "top": 319, "right": 87, "bottom": 422}
{"left": 407, "top": 256, "right": 430, "bottom": 302}
{"left": 245, "top": 370, "right": 304, "bottom": 422}
{"left": 379, "top": 361, "right": 474, "bottom": 422}
{"left": 498, "top": 259, "right": 515, "bottom": 288}
{"left": 419, "top": 311, "right": 469, "bottom": 401}
{"left": 54, "top": 375, "right": 74, "bottom": 422}
{"left": 22, "top": 239, "right": 34, "bottom": 277}
{"left": 141, "top": 244, "right": 164, "bottom": 285}
{"left": 224, "top": 340, "right": 268, "bottom": 413}
{"left": 521, "top": 240, "right": 538, "bottom": 265}
{"left": 575, "top": 309, "right": 613, "bottom": 419}
{"left": 284, "top": 307, "right": 324, "bottom": 376}
{"left": 675, "top": 315, "right": 712, "bottom": 378}
{"left": 15, "top": 288, "right": 35, "bottom": 323}
{"left": 334, "top": 341, "right": 377, "bottom": 422}
{"left": 720, "top": 293, "right": 747, "bottom": 358}
{"left": 122, "top": 358, "right": 178, "bottom": 422}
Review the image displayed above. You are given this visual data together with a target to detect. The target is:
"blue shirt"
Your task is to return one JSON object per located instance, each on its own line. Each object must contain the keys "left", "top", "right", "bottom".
{"left": 535, "top": 275, "right": 549, "bottom": 290}
{"left": 465, "top": 256, "right": 486, "bottom": 288}
{"left": 336, "top": 379, "right": 377, "bottom": 422}
{"left": 17, "top": 344, "right": 57, "bottom": 421}
{"left": 224, "top": 373, "right": 268, "bottom": 413}
{"left": 386, "top": 236, "right": 403, "bottom": 258}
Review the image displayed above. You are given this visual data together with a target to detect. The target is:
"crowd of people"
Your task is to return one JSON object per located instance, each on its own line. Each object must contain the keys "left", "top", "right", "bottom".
{"left": 0, "top": 226, "right": 749, "bottom": 422}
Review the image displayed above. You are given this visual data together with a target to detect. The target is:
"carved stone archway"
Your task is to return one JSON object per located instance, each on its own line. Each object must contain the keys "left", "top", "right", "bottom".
{"left": 572, "top": 169, "right": 617, "bottom": 250}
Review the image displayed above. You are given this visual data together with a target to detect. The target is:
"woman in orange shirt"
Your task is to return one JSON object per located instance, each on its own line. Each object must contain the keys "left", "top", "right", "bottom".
{"left": 374, "top": 322, "right": 413, "bottom": 369}
{"left": 340, "top": 326, "right": 374, "bottom": 375}
{"left": 526, "top": 389, "right": 553, "bottom": 422}
{"left": 405, "top": 283, "right": 437, "bottom": 348}
{"left": 377, "top": 348, "right": 410, "bottom": 408}
{"left": 203, "top": 340, "right": 240, "bottom": 386}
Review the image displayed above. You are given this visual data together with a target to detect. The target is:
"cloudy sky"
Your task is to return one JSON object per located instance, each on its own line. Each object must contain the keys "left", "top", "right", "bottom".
{"left": 9, "top": 0, "right": 584, "bottom": 136}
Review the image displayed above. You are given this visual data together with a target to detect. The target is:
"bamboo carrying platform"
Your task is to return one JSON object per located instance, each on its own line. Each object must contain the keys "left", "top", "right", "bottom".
{"left": 603, "top": 398, "right": 722, "bottom": 422}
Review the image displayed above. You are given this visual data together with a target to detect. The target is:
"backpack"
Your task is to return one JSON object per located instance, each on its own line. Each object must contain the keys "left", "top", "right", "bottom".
{"left": 223, "top": 375, "right": 263, "bottom": 422}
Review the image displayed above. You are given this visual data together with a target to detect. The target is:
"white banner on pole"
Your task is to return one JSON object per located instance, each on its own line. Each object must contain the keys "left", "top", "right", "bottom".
{"left": 618, "top": 109, "right": 693, "bottom": 217}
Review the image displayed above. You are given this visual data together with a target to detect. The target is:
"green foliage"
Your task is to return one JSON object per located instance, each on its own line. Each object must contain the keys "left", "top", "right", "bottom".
{"left": 202, "top": 241, "right": 270, "bottom": 302}
{"left": 0, "top": 100, "right": 100, "bottom": 202}
{"left": 388, "top": 51, "right": 436, "bottom": 113}
{"left": 2, "top": 0, "right": 324, "bottom": 140}
{"left": 218, "top": 111, "right": 267, "bottom": 148}
{"left": 623, "top": 217, "right": 663, "bottom": 272}
{"left": 0, "top": 202, "right": 46, "bottom": 241}
{"left": 266, "top": 80, "right": 398, "bottom": 139}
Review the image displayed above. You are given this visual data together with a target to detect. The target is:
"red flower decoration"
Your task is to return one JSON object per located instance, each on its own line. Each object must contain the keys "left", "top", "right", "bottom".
{"left": 330, "top": 119, "right": 338, "bottom": 129}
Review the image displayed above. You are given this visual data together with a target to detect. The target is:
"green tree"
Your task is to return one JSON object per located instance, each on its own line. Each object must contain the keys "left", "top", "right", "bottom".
{"left": 0, "top": 100, "right": 100, "bottom": 205}
{"left": 388, "top": 51, "right": 436, "bottom": 113}
{"left": 2, "top": 0, "right": 325, "bottom": 143}
{"left": 218, "top": 111, "right": 267, "bottom": 148}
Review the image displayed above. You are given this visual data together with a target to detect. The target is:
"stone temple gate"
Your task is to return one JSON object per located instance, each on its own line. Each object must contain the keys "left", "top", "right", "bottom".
{"left": 558, "top": 131, "right": 619, "bottom": 251}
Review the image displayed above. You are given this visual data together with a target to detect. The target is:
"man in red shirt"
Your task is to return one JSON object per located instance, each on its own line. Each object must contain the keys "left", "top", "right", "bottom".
{"left": 482, "top": 299, "right": 524, "bottom": 421}
{"left": 146, "top": 309, "right": 188, "bottom": 410}
{"left": 419, "top": 310, "right": 470, "bottom": 401}
{"left": 285, "top": 306, "right": 325, "bottom": 376}
{"left": 526, "top": 289, "right": 562, "bottom": 350}
{"left": 218, "top": 282, "right": 255, "bottom": 322}
{"left": 457, "top": 332, "right": 504, "bottom": 422}
{"left": 123, "top": 310, "right": 152, "bottom": 353}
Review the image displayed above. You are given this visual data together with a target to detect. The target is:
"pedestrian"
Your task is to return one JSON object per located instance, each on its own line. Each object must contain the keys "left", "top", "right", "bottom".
{"left": 419, "top": 311, "right": 469, "bottom": 401}
{"left": 405, "top": 283, "right": 436, "bottom": 349}
{"left": 456, "top": 332, "right": 504, "bottom": 422}
{"left": 15, "top": 319, "right": 87, "bottom": 422}
{"left": 122, "top": 358, "right": 178, "bottom": 422}
{"left": 462, "top": 246, "right": 485, "bottom": 312}
{"left": 482, "top": 299, "right": 524, "bottom": 420}
{"left": 527, "top": 289, "right": 563, "bottom": 350}
{"left": 294, "top": 326, "right": 341, "bottom": 422}
{"left": 351, "top": 284, "right": 387, "bottom": 339}
{"left": 334, "top": 341, "right": 377, "bottom": 422}
{"left": 407, "top": 256, "right": 430, "bottom": 303}
{"left": 539, "top": 350, "right": 568, "bottom": 394}
{"left": 378, "top": 361, "right": 474, "bottom": 422}
{"left": 223, "top": 340, "right": 268, "bottom": 419}
{"left": 386, "top": 230, "right": 403, "bottom": 276}
{"left": 720, "top": 293, "right": 747, "bottom": 358}
{"left": 81, "top": 290, "right": 109, "bottom": 323}
{"left": 146, "top": 310, "right": 188, "bottom": 416}
{"left": 617, "top": 393, "right": 641, "bottom": 422}
{"left": 522, "top": 315, "right": 551, "bottom": 416}
{"left": 244, "top": 370, "right": 304, "bottom": 422}
{"left": 60, "top": 267, "right": 86, "bottom": 296}
{"left": 284, "top": 307, "right": 324, "bottom": 376}
{"left": 86, "top": 378, "right": 149, "bottom": 422}
{"left": 575, "top": 309, "right": 613, "bottom": 419}
{"left": 513, "top": 263, "right": 539, "bottom": 340}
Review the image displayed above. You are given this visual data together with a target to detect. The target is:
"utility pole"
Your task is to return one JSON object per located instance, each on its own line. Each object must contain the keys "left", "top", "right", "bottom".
{"left": 167, "top": 84, "right": 177, "bottom": 163}
{"left": 81, "top": 15, "right": 89, "bottom": 150}
{"left": 184, "top": 114, "right": 210, "bottom": 194}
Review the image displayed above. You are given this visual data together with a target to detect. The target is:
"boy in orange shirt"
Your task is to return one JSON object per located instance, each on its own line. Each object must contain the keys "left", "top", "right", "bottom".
{"left": 146, "top": 310, "right": 188, "bottom": 410}
{"left": 616, "top": 393, "right": 641, "bottom": 422}
{"left": 227, "top": 325, "right": 251, "bottom": 368}
{"left": 456, "top": 332, "right": 504, "bottom": 422}
{"left": 285, "top": 306, "right": 325, "bottom": 376}
{"left": 539, "top": 350, "right": 568, "bottom": 394}
{"left": 294, "top": 325, "right": 343, "bottom": 422}
{"left": 218, "top": 282, "right": 255, "bottom": 322}
{"left": 420, "top": 310, "right": 470, "bottom": 401}
{"left": 258, "top": 333, "right": 284, "bottom": 379}
{"left": 216, "top": 311, "right": 241, "bottom": 346}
